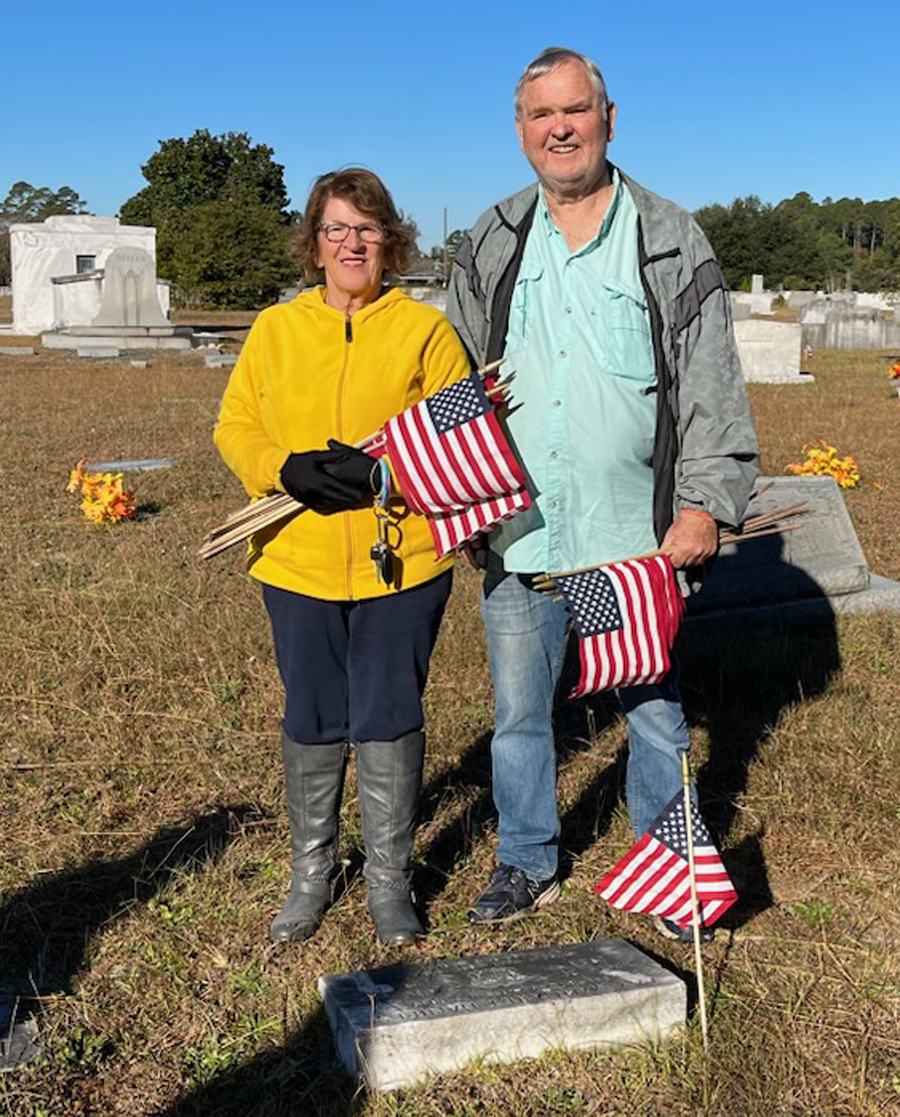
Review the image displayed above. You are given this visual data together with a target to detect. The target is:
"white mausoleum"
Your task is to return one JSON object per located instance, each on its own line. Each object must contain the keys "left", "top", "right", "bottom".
{"left": 10, "top": 215, "right": 170, "bottom": 335}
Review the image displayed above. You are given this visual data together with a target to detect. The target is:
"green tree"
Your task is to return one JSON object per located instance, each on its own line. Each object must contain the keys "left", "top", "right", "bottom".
{"left": 0, "top": 181, "right": 87, "bottom": 285}
{"left": 120, "top": 130, "right": 293, "bottom": 308}
{"left": 695, "top": 196, "right": 770, "bottom": 289}
{"left": 174, "top": 201, "right": 292, "bottom": 308}
{"left": 696, "top": 190, "right": 900, "bottom": 293}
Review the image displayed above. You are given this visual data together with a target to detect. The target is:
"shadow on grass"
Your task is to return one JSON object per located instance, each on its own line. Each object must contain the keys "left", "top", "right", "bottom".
{"left": 151, "top": 1003, "right": 356, "bottom": 1117}
{"left": 0, "top": 805, "right": 258, "bottom": 1066}
{"left": 421, "top": 582, "right": 840, "bottom": 910}
{"left": 415, "top": 730, "right": 494, "bottom": 904}
{"left": 553, "top": 606, "right": 840, "bottom": 927}
{"left": 548, "top": 593, "right": 836, "bottom": 946}
{"left": 152, "top": 567, "right": 841, "bottom": 1114}
{"left": 682, "top": 606, "right": 841, "bottom": 831}
{"left": 416, "top": 672, "right": 625, "bottom": 904}
{"left": 681, "top": 601, "right": 839, "bottom": 929}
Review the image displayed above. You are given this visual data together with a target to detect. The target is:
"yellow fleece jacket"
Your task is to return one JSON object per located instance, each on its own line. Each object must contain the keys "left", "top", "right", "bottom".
{"left": 213, "top": 286, "right": 471, "bottom": 600}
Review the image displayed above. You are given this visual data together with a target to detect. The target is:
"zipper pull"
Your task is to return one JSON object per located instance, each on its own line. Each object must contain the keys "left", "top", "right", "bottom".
{"left": 345, "top": 316, "right": 353, "bottom": 343}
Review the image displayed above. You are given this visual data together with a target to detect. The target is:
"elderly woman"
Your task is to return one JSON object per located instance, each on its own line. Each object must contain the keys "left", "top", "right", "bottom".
{"left": 214, "top": 169, "right": 470, "bottom": 944}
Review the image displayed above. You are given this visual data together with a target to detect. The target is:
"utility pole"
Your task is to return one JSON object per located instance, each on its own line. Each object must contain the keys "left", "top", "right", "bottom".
{"left": 442, "top": 207, "right": 448, "bottom": 286}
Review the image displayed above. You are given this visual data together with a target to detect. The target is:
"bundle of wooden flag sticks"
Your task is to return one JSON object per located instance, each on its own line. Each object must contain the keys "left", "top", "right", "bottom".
{"left": 530, "top": 493, "right": 809, "bottom": 697}
{"left": 199, "top": 359, "right": 511, "bottom": 561}
{"left": 532, "top": 495, "right": 811, "bottom": 596}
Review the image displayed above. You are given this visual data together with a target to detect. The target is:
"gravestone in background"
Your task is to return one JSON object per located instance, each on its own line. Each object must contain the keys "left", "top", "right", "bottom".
{"left": 76, "top": 345, "right": 120, "bottom": 359}
{"left": 799, "top": 299, "right": 900, "bottom": 351}
{"left": 8, "top": 214, "right": 163, "bottom": 335}
{"left": 319, "top": 939, "right": 685, "bottom": 1092}
{"left": 733, "top": 320, "right": 805, "bottom": 383}
{"left": 92, "top": 247, "right": 169, "bottom": 328}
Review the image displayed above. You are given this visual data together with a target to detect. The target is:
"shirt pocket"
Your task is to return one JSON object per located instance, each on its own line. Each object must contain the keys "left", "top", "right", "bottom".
{"left": 590, "top": 282, "right": 654, "bottom": 385}
{"left": 507, "top": 261, "right": 544, "bottom": 347}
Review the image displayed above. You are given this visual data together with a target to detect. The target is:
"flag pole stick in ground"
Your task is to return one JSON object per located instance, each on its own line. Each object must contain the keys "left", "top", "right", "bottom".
{"left": 681, "top": 750, "right": 709, "bottom": 1052}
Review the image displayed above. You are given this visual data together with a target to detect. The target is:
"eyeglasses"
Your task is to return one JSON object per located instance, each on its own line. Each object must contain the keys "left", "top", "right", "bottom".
{"left": 318, "top": 221, "right": 385, "bottom": 244}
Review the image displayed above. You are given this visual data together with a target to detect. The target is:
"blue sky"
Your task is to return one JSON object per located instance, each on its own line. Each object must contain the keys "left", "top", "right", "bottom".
{"left": 4, "top": 0, "right": 898, "bottom": 250}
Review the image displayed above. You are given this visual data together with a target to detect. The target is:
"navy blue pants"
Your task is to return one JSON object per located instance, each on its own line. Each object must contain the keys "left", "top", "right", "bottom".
{"left": 263, "top": 571, "right": 452, "bottom": 745}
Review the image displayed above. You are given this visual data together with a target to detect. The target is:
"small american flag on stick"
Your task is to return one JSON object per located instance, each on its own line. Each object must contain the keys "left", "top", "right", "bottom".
{"left": 553, "top": 554, "right": 684, "bottom": 695}
{"left": 383, "top": 372, "right": 530, "bottom": 556}
{"left": 594, "top": 788, "right": 737, "bottom": 930}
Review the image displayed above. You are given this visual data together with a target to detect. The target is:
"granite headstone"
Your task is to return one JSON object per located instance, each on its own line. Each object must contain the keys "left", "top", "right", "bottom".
{"left": 690, "top": 476, "right": 900, "bottom": 615}
{"left": 92, "top": 247, "right": 169, "bottom": 328}
{"left": 733, "top": 320, "right": 805, "bottom": 383}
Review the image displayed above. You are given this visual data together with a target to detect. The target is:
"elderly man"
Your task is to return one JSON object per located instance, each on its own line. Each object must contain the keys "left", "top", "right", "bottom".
{"left": 447, "top": 46, "right": 758, "bottom": 939}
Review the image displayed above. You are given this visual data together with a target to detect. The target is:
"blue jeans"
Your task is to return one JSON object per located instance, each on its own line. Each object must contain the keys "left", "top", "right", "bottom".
{"left": 480, "top": 572, "right": 691, "bottom": 881}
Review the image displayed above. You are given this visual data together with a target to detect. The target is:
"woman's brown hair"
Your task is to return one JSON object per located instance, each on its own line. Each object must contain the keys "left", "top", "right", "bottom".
{"left": 295, "top": 168, "right": 416, "bottom": 284}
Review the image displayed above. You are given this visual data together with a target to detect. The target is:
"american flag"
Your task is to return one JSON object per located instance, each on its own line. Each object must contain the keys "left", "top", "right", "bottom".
{"left": 383, "top": 374, "right": 531, "bottom": 556}
{"left": 554, "top": 555, "right": 684, "bottom": 695}
{"left": 593, "top": 789, "right": 737, "bottom": 930}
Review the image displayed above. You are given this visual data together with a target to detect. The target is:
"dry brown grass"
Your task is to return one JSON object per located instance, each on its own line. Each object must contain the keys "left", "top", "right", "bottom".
{"left": 1, "top": 348, "right": 899, "bottom": 1117}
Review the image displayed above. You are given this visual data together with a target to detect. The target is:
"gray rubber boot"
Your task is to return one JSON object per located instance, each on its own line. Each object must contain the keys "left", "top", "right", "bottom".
{"left": 269, "top": 733, "right": 347, "bottom": 943}
{"left": 356, "top": 732, "right": 426, "bottom": 945}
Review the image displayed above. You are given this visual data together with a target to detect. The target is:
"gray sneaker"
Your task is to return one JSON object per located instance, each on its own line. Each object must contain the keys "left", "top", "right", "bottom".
{"left": 469, "top": 864, "right": 560, "bottom": 924}
{"left": 653, "top": 915, "right": 714, "bottom": 943}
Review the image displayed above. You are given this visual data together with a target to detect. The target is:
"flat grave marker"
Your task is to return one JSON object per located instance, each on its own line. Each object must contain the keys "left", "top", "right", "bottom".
{"left": 85, "top": 458, "right": 174, "bottom": 473}
{"left": 76, "top": 345, "right": 120, "bottom": 359}
{"left": 204, "top": 353, "right": 238, "bottom": 369}
{"left": 319, "top": 939, "right": 685, "bottom": 1092}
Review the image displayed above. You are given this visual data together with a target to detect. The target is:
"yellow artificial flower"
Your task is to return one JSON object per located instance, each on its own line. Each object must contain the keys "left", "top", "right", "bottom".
{"left": 786, "top": 440, "right": 859, "bottom": 488}
{"left": 66, "top": 460, "right": 136, "bottom": 523}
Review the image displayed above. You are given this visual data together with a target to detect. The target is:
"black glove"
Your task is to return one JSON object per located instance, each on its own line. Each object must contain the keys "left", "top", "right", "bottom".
{"left": 280, "top": 445, "right": 375, "bottom": 513}
{"left": 324, "top": 440, "right": 379, "bottom": 496}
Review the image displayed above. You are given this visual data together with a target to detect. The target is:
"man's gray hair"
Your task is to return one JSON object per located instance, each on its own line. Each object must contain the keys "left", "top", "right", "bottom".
{"left": 514, "top": 47, "right": 609, "bottom": 120}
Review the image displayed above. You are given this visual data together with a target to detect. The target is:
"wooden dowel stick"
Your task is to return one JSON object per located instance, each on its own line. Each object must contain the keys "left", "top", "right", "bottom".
{"left": 682, "top": 751, "right": 710, "bottom": 1053}
{"left": 200, "top": 358, "right": 507, "bottom": 559}
{"left": 719, "top": 522, "right": 804, "bottom": 545}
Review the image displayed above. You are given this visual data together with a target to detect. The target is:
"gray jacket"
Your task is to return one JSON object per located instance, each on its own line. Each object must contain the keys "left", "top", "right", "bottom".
{"left": 446, "top": 169, "right": 759, "bottom": 542}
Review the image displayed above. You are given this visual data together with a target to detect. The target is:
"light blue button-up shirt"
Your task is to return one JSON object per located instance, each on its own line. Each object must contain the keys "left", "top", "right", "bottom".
{"left": 493, "top": 172, "right": 659, "bottom": 572}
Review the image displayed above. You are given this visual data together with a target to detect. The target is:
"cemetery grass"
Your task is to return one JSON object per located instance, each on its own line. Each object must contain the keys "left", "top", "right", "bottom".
{"left": 0, "top": 347, "right": 899, "bottom": 1117}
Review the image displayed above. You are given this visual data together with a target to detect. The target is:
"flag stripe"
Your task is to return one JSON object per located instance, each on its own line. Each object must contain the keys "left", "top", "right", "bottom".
{"left": 444, "top": 421, "right": 500, "bottom": 502}
{"left": 407, "top": 404, "right": 477, "bottom": 509}
{"left": 385, "top": 410, "right": 444, "bottom": 514}
{"left": 426, "top": 490, "right": 530, "bottom": 556}
{"left": 631, "top": 559, "right": 666, "bottom": 680}
{"left": 468, "top": 410, "right": 527, "bottom": 491}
